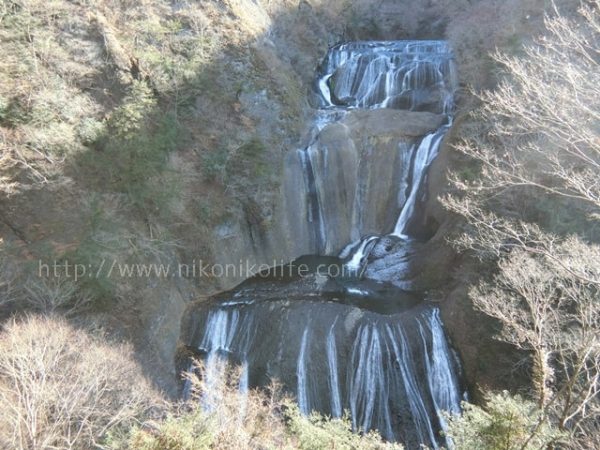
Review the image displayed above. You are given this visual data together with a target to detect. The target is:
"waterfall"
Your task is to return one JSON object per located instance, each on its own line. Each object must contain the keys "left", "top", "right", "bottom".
{"left": 297, "top": 327, "right": 311, "bottom": 414}
{"left": 316, "top": 40, "right": 456, "bottom": 112}
{"left": 298, "top": 146, "right": 327, "bottom": 252}
{"left": 392, "top": 126, "right": 448, "bottom": 237}
{"left": 419, "top": 309, "right": 462, "bottom": 447}
{"left": 189, "top": 302, "right": 461, "bottom": 448}
{"left": 387, "top": 322, "right": 438, "bottom": 445}
{"left": 326, "top": 318, "right": 343, "bottom": 418}
{"left": 184, "top": 40, "right": 462, "bottom": 449}
{"left": 348, "top": 324, "right": 391, "bottom": 437}
{"left": 342, "top": 235, "right": 378, "bottom": 273}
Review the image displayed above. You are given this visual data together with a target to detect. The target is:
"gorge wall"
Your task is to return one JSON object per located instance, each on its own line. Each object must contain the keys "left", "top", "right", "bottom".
{"left": 0, "top": 0, "right": 555, "bottom": 400}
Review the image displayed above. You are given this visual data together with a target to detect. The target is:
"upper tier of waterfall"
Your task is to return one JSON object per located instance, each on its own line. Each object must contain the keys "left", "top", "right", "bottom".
{"left": 314, "top": 40, "right": 457, "bottom": 113}
{"left": 296, "top": 40, "right": 457, "bottom": 256}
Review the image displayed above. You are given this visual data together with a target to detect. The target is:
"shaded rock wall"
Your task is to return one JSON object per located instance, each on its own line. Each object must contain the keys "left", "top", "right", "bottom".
{"left": 416, "top": 122, "right": 532, "bottom": 399}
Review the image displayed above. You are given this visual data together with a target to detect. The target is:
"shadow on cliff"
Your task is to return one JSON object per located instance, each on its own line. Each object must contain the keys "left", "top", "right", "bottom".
{"left": 57, "top": 0, "right": 443, "bottom": 396}
{"left": 0, "top": 0, "right": 551, "bottom": 399}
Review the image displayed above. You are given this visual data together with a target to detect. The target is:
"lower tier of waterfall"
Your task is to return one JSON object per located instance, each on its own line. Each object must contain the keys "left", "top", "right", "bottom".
{"left": 181, "top": 261, "right": 464, "bottom": 449}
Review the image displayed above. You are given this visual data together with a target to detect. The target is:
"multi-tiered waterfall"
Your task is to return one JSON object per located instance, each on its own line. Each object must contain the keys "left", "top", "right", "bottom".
{"left": 182, "top": 41, "right": 462, "bottom": 448}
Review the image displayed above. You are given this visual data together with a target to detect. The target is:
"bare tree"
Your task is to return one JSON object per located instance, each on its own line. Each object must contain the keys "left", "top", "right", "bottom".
{"left": 470, "top": 250, "right": 599, "bottom": 445}
{"left": 0, "top": 257, "right": 93, "bottom": 317}
{"left": 444, "top": 2, "right": 600, "bottom": 448}
{"left": 0, "top": 316, "right": 162, "bottom": 450}
{"left": 449, "top": 1, "right": 600, "bottom": 216}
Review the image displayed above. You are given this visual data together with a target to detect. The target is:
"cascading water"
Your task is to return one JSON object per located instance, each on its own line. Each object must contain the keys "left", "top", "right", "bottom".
{"left": 316, "top": 40, "right": 455, "bottom": 112}
{"left": 182, "top": 40, "right": 462, "bottom": 449}
{"left": 392, "top": 126, "right": 449, "bottom": 238}
{"left": 186, "top": 298, "right": 461, "bottom": 448}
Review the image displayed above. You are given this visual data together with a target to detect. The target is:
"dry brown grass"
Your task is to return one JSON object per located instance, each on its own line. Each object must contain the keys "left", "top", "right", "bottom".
{"left": 0, "top": 315, "right": 163, "bottom": 450}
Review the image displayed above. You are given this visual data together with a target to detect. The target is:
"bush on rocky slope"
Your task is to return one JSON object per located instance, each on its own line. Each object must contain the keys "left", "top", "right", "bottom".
{"left": 113, "top": 360, "right": 403, "bottom": 450}
{"left": 446, "top": 392, "right": 562, "bottom": 450}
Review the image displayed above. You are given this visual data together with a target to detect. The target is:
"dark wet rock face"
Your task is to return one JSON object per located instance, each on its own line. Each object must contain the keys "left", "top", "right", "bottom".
{"left": 180, "top": 40, "right": 463, "bottom": 449}
{"left": 369, "top": 235, "right": 404, "bottom": 258}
